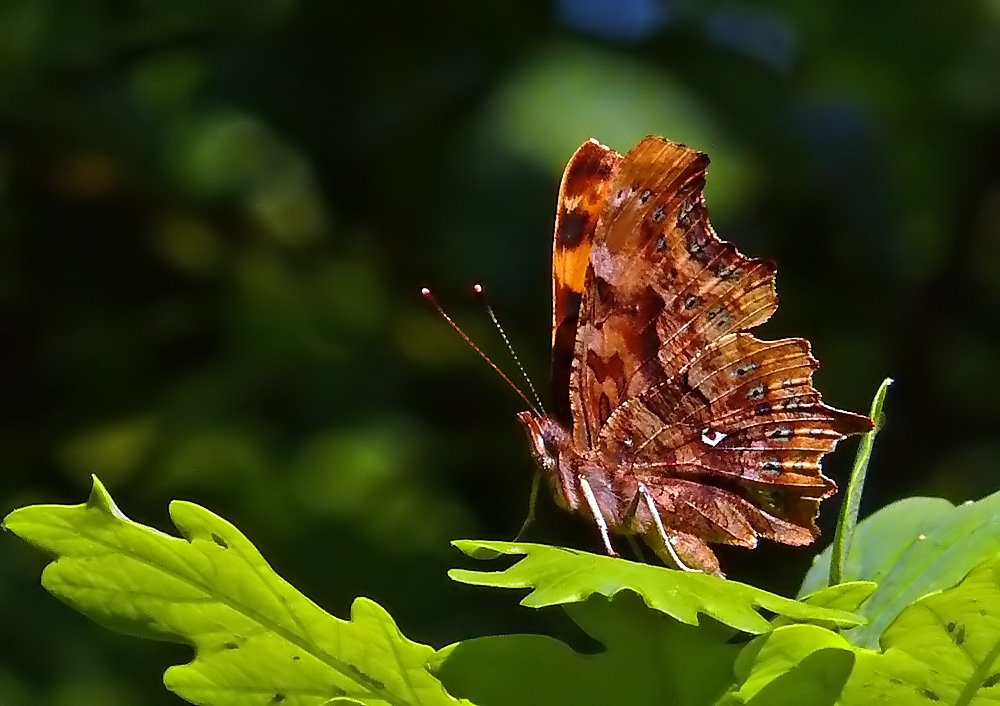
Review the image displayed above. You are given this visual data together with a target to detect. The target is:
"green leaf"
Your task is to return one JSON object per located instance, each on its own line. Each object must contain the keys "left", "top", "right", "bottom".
{"left": 434, "top": 592, "right": 740, "bottom": 706}
{"left": 869, "top": 554, "right": 1000, "bottom": 705}
{"left": 797, "top": 582, "right": 879, "bottom": 614}
{"left": 830, "top": 377, "right": 892, "bottom": 586}
{"left": 438, "top": 541, "right": 863, "bottom": 706}
{"left": 450, "top": 540, "right": 863, "bottom": 635}
{"left": 3, "top": 476, "right": 466, "bottom": 706}
{"left": 728, "top": 625, "right": 856, "bottom": 705}
{"left": 770, "top": 582, "right": 878, "bottom": 629}
{"left": 801, "top": 491, "right": 1000, "bottom": 648}
{"left": 733, "top": 553, "right": 1000, "bottom": 704}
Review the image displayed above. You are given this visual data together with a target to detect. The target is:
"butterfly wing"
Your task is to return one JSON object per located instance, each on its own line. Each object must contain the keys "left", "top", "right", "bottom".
{"left": 550, "top": 138, "right": 622, "bottom": 427}
{"left": 599, "top": 334, "right": 871, "bottom": 551}
{"left": 565, "top": 136, "right": 871, "bottom": 565}
{"left": 569, "top": 136, "right": 780, "bottom": 446}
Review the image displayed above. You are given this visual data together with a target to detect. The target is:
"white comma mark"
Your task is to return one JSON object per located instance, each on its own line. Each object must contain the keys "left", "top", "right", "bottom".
{"left": 701, "top": 428, "right": 728, "bottom": 447}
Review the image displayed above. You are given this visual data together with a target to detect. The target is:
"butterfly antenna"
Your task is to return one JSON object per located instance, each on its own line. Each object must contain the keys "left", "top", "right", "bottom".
{"left": 473, "top": 284, "right": 546, "bottom": 415}
{"left": 421, "top": 287, "right": 541, "bottom": 415}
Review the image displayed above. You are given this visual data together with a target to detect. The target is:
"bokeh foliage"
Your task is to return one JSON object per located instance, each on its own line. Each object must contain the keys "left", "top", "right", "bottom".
{"left": 2, "top": 0, "right": 998, "bottom": 703}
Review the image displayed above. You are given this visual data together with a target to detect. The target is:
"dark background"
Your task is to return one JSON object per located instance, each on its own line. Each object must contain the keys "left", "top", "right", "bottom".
{"left": 2, "top": 1, "right": 999, "bottom": 702}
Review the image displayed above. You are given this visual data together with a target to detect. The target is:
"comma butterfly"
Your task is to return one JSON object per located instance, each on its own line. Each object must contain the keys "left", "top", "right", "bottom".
{"left": 518, "top": 136, "right": 873, "bottom": 576}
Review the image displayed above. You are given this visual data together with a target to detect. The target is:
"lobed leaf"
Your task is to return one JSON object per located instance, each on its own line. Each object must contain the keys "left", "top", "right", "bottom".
{"left": 802, "top": 490, "right": 1000, "bottom": 648}
{"left": 770, "top": 581, "right": 878, "bottom": 630}
{"left": 450, "top": 540, "right": 862, "bottom": 635}
{"left": 733, "top": 553, "right": 1000, "bottom": 704}
{"left": 3, "top": 476, "right": 466, "bottom": 706}
{"left": 435, "top": 592, "right": 740, "bottom": 706}
{"left": 728, "top": 625, "right": 856, "bottom": 705}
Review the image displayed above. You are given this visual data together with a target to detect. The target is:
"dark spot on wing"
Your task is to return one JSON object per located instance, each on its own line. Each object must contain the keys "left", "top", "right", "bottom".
{"left": 715, "top": 260, "right": 741, "bottom": 280}
{"left": 767, "top": 426, "right": 793, "bottom": 441}
{"left": 586, "top": 350, "right": 625, "bottom": 386}
{"left": 557, "top": 208, "right": 590, "bottom": 248}
{"left": 598, "top": 393, "right": 612, "bottom": 426}
{"left": 627, "top": 286, "right": 665, "bottom": 366}
{"left": 568, "top": 144, "right": 615, "bottom": 181}
{"left": 761, "top": 458, "right": 782, "bottom": 474}
{"left": 686, "top": 227, "right": 713, "bottom": 265}
{"left": 636, "top": 286, "right": 665, "bottom": 328}
{"left": 677, "top": 200, "right": 697, "bottom": 228}
{"left": 594, "top": 276, "right": 615, "bottom": 311}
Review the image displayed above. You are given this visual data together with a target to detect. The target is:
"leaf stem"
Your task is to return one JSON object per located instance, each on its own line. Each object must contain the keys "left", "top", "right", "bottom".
{"left": 830, "top": 377, "right": 893, "bottom": 587}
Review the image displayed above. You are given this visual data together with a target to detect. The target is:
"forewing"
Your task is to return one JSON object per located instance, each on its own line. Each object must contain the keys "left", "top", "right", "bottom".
{"left": 550, "top": 138, "right": 621, "bottom": 427}
{"left": 569, "top": 136, "right": 778, "bottom": 448}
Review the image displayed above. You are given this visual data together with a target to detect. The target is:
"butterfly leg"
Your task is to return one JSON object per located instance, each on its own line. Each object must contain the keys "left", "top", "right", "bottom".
{"left": 513, "top": 470, "right": 541, "bottom": 541}
{"left": 625, "top": 535, "right": 646, "bottom": 561}
{"left": 577, "top": 475, "right": 618, "bottom": 557}
{"left": 631, "top": 482, "right": 700, "bottom": 573}
{"left": 620, "top": 488, "right": 648, "bottom": 560}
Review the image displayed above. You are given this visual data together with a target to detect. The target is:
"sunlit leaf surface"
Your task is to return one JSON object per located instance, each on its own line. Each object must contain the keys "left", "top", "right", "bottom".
{"left": 3, "top": 477, "right": 466, "bottom": 706}
{"left": 803, "top": 491, "right": 1000, "bottom": 648}
{"left": 734, "top": 553, "right": 1000, "bottom": 704}
{"left": 451, "top": 540, "right": 862, "bottom": 634}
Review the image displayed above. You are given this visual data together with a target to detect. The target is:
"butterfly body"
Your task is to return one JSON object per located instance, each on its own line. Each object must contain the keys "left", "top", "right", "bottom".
{"left": 521, "top": 136, "right": 873, "bottom": 576}
{"left": 518, "top": 410, "right": 662, "bottom": 552}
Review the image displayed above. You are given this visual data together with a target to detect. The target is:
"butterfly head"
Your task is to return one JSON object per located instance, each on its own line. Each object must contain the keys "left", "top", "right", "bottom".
{"left": 516, "top": 411, "right": 579, "bottom": 512}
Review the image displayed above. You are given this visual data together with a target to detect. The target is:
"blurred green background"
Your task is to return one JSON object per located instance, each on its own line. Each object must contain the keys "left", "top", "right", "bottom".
{"left": 2, "top": 0, "right": 999, "bottom": 703}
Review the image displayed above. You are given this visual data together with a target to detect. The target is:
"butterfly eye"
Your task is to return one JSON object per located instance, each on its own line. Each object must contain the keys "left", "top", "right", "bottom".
{"left": 532, "top": 428, "right": 561, "bottom": 465}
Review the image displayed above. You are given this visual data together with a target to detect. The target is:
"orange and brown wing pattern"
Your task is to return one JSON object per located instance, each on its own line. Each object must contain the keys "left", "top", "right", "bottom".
{"left": 550, "top": 138, "right": 621, "bottom": 427}
{"left": 569, "top": 136, "right": 779, "bottom": 448}
{"left": 564, "top": 136, "right": 872, "bottom": 559}
{"left": 598, "top": 333, "right": 871, "bottom": 551}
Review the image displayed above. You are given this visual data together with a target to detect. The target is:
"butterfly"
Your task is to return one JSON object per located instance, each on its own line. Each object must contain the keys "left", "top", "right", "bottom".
{"left": 517, "top": 136, "right": 873, "bottom": 576}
